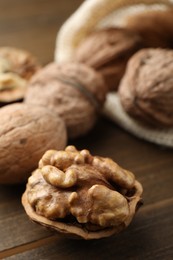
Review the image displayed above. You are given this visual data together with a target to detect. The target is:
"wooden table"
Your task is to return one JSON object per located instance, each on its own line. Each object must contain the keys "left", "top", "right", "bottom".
{"left": 0, "top": 0, "right": 173, "bottom": 259}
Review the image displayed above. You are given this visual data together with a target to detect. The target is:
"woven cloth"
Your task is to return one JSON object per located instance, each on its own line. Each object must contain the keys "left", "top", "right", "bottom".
{"left": 55, "top": 0, "right": 173, "bottom": 148}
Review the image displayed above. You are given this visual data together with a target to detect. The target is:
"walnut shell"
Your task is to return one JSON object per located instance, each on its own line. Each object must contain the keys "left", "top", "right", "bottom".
{"left": 0, "top": 103, "right": 67, "bottom": 184}
{"left": 22, "top": 146, "right": 143, "bottom": 240}
{"left": 25, "top": 62, "right": 107, "bottom": 138}
{"left": 0, "top": 46, "right": 40, "bottom": 80}
{"left": 126, "top": 9, "right": 173, "bottom": 49}
{"left": 119, "top": 48, "right": 173, "bottom": 127}
{"left": 75, "top": 28, "right": 143, "bottom": 91}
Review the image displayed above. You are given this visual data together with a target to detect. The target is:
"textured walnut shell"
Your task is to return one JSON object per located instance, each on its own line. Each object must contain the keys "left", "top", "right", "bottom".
{"left": 0, "top": 46, "right": 40, "bottom": 80}
{"left": 0, "top": 103, "right": 67, "bottom": 184}
{"left": 75, "top": 28, "right": 143, "bottom": 91}
{"left": 119, "top": 48, "right": 173, "bottom": 127}
{"left": 126, "top": 9, "right": 173, "bottom": 49}
{"left": 22, "top": 146, "right": 143, "bottom": 240}
{"left": 25, "top": 62, "right": 107, "bottom": 138}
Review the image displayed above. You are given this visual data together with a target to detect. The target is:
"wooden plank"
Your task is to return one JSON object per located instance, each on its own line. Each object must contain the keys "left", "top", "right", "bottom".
{"left": 0, "top": 0, "right": 82, "bottom": 20}
{"left": 0, "top": 185, "right": 53, "bottom": 252}
{"left": 4, "top": 198, "right": 173, "bottom": 260}
{"left": 0, "top": 0, "right": 83, "bottom": 64}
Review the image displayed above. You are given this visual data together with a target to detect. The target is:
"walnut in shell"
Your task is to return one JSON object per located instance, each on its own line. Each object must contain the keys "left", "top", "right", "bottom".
{"left": 126, "top": 9, "right": 173, "bottom": 49}
{"left": 0, "top": 103, "right": 67, "bottom": 184}
{"left": 75, "top": 28, "right": 143, "bottom": 91}
{"left": 119, "top": 48, "right": 173, "bottom": 127}
{"left": 22, "top": 146, "right": 143, "bottom": 240}
{"left": 25, "top": 62, "right": 107, "bottom": 138}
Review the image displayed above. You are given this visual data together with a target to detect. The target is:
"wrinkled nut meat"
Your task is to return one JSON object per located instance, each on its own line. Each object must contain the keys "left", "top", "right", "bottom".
{"left": 0, "top": 47, "right": 40, "bottom": 105}
{"left": 0, "top": 46, "right": 40, "bottom": 80}
{"left": 0, "top": 56, "right": 10, "bottom": 73}
{"left": 22, "top": 146, "right": 143, "bottom": 239}
{"left": 25, "top": 62, "right": 107, "bottom": 138}
{"left": 119, "top": 48, "right": 173, "bottom": 127}
{"left": 0, "top": 103, "right": 67, "bottom": 184}
{"left": 0, "top": 72, "right": 27, "bottom": 103}
{"left": 75, "top": 28, "right": 143, "bottom": 91}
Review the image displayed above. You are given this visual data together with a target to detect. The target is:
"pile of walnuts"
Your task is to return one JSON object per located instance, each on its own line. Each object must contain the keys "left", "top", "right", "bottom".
{"left": 0, "top": 47, "right": 107, "bottom": 183}
{"left": 3, "top": 8, "right": 173, "bottom": 239}
{"left": 0, "top": 44, "right": 143, "bottom": 238}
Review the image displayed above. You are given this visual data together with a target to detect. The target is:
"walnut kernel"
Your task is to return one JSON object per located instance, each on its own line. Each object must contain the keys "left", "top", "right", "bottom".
{"left": 0, "top": 47, "right": 40, "bottom": 106}
{"left": 0, "top": 72, "right": 27, "bottom": 103}
{"left": 0, "top": 46, "right": 40, "bottom": 80}
{"left": 22, "top": 146, "right": 143, "bottom": 239}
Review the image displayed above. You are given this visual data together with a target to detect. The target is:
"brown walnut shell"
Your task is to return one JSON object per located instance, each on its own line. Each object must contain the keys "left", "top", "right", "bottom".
{"left": 22, "top": 146, "right": 143, "bottom": 240}
{"left": 25, "top": 62, "right": 107, "bottom": 138}
{"left": 75, "top": 28, "right": 143, "bottom": 91}
{"left": 119, "top": 48, "right": 173, "bottom": 127}
{"left": 126, "top": 9, "right": 173, "bottom": 49}
{"left": 0, "top": 103, "right": 67, "bottom": 184}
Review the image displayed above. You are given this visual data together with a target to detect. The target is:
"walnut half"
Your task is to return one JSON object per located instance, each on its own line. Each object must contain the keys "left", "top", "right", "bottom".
{"left": 22, "top": 146, "right": 143, "bottom": 239}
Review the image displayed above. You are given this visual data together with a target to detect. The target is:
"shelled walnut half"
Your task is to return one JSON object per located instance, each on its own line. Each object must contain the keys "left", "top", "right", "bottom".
{"left": 22, "top": 146, "right": 143, "bottom": 240}
{"left": 0, "top": 46, "right": 40, "bottom": 80}
{"left": 0, "top": 47, "right": 40, "bottom": 106}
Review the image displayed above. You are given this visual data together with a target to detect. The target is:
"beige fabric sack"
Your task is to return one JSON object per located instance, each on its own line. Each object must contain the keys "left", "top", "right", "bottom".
{"left": 55, "top": 0, "right": 173, "bottom": 148}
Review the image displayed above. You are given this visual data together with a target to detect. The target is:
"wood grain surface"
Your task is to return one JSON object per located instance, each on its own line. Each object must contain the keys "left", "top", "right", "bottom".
{"left": 0, "top": 1, "right": 173, "bottom": 259}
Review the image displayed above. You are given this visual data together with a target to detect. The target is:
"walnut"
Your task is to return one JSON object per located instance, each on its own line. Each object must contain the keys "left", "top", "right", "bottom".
{"left": 75, "top": 28, "right": 143, "bottom": 91}
{"left": 126, "top": 9, "right": 173, "bottom": 49}
{"left": 0, "top": 103, "right": 67, "bottom": 184}
{"left": 0, "top": 72, "right": 27, "bottom": 105}
{"left": 25, "top": 62, "right": 107, "bottom": 138}
{"left": 22, "top": 146, "right": 143, "bottom": 239}
{"left": 0, "top": 47, "right": 40, "bottom": 106}
{"left": 0, "top": 46, "right": 40, "bottom": 80}
{"left": 0, "top": 56, "right": 10, "bottom": 73}
{"left": 119, "top": 48, "right": 173, "bottom": 127}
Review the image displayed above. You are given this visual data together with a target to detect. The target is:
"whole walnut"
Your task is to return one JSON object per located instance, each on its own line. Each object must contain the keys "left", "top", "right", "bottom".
{"left": 126, "top": 9, "right": 173, "bottom": 49}
{"left": 75, "top": 28, "right": 143, "bottom": 91}
{"left": 22, "top": 146, "right": 143, "bottom": 240}
{"left": 119, "top": 48, "right": 173, "bottom": 127}
{"left": 0, "top": 103, "right": 67, "bottom": 184}
{"left": 25, "top": 62, "right": 107, "bottom": 138}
